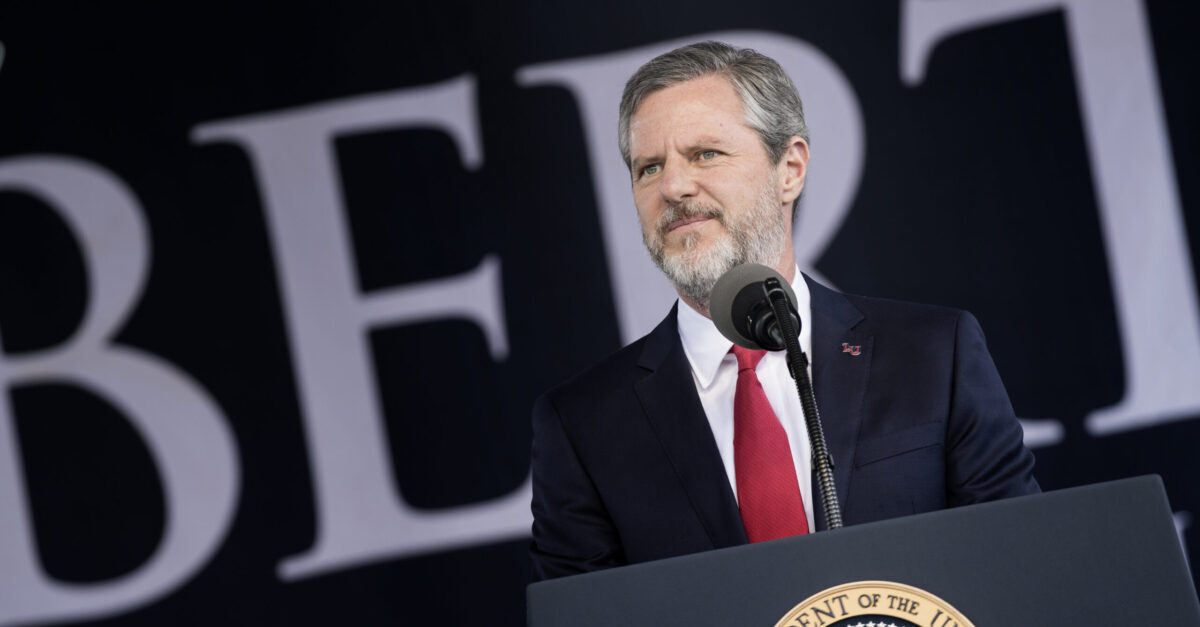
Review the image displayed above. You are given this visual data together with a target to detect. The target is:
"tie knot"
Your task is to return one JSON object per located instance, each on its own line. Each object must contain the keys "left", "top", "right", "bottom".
{"left": 730, "top": 345, "right": 767, "bottom": 371}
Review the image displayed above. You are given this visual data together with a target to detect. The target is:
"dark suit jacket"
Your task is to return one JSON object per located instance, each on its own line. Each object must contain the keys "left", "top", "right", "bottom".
{"left": 530, "top": 275, "right": 1039, "bottom": 580}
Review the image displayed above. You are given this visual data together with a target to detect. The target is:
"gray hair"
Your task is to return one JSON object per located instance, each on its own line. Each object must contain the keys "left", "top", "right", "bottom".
{"left": 618, "top": 41, "right": 809, "bottom": 172}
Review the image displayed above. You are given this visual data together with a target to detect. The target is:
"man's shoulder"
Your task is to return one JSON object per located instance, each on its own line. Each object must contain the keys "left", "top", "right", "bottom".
{"left": 545, "top": 337, "right": 649, "bottom": 400}
{"left": 850, "top": 292, "right": 970, "bottom": 325}
{"left": 537, "top": 312, "right": 677, "bottom": 412}
{"left": 809, "top": 277, "right": 976, "bottom": 335}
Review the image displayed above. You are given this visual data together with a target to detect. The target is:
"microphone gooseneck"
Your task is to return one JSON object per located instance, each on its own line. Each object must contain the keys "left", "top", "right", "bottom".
{"left": 710, "top": 264, "right": 844, "bottom": 531}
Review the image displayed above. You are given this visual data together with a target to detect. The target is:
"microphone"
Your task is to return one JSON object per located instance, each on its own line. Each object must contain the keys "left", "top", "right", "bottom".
{"left": 709, "top": 263, "right": 844, "bottom": 531}
{"left": 709, "top": 264, "right": 800, "bottom": 351}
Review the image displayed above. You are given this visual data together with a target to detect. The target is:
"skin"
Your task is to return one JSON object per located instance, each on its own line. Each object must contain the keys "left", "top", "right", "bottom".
{"left": 627, "top": 73, "right": 811, "bottom": 316}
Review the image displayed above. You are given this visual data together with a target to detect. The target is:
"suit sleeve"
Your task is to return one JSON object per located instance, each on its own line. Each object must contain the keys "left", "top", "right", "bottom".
{"left": 529, "top": 393, "right": 625, "bottom": 580}
{"left": 945, "top": 311, "right": 1040, "bottom": 505}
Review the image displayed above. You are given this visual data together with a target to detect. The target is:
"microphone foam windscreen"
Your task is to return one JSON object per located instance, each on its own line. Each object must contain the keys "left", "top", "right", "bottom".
{"left": 709, "top": 263, "right": 797, "bottom": 349}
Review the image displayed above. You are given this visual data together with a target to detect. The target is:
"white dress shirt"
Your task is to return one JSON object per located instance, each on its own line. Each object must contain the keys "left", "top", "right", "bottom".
{"left": 676, "top": 268, "right": 815, "bottom": 530}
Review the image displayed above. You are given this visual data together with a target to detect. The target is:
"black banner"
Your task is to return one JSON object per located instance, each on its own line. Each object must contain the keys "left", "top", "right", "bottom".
{"left": 2, "top": 1, "right": 1198, "bottom": 625}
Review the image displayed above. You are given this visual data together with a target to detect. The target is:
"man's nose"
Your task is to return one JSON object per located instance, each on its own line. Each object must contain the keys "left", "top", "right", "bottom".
{"left": 659, "top": 161, "right": 698, "bottom": 203}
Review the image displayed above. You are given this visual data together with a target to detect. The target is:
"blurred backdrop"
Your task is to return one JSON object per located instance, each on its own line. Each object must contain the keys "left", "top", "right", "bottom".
{"left": 2, "top": 1, "right": 1199, "bottom": 625}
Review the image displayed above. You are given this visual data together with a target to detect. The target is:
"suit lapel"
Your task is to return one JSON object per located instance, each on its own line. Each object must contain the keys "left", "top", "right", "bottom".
{"left": 805, "top": 275, "right": 871, "bottom": 531}
{"left": 634, "top": 306, "right": 748, "bottom": 549}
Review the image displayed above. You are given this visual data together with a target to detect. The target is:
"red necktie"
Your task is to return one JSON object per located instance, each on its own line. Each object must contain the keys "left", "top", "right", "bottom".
{"left": 731, "top": 345, "right": 810, "bottom": 542}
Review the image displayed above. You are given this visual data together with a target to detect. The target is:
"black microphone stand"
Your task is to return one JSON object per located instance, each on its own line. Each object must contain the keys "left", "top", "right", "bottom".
{"left": 762, "top": 277, "right": 844, "bottom": 530}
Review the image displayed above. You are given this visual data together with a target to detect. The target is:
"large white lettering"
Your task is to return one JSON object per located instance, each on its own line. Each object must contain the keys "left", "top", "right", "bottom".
{"left": 518, "top": 30, "right": 864, "bottom": 343}
{"left": 193, "top": 75, "right": 527, "bottom": 581}
{"left": 902, "top": 0, "right": 1200, "bottom": 443}
{"left": 0, "top": 157, "right": 239, "bottom": 625}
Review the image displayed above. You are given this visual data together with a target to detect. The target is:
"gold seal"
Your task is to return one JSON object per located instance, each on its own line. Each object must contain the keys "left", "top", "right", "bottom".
{"left": 774, "top": 580, "right": 973, "bottom": 627}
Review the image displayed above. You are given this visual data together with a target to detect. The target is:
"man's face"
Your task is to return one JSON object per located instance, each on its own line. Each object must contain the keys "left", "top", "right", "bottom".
{"left": 627, "top": 74, "right": 796, "bottom": 312}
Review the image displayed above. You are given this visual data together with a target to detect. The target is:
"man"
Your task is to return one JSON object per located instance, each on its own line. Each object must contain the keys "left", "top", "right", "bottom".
{"left": 530, "top": 41, "right": 1038, "bottom": 580}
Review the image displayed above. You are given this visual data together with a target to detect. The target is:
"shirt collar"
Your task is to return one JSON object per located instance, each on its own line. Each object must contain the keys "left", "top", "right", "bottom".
{"left": 677, "top": 266, "right": 811, "bottom": 388}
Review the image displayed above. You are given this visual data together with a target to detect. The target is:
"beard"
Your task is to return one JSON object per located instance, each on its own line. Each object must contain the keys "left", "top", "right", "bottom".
{"left": 642, "top": 178, "right": 789, "bottom": 314}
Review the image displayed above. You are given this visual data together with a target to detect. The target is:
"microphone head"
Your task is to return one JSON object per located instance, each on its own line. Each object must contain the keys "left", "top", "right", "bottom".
{"left": 710, "top": 264, "right": 799, "bottom": 350}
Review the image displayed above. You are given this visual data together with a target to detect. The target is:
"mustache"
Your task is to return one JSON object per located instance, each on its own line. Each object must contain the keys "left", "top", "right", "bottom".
{"left": 656, "top": 202, "right": 725, "bottom": 239}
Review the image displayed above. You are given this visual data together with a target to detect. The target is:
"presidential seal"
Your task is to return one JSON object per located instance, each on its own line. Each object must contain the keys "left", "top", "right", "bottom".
{"left": 774, "top": 580, "right": 973, "bottom": 627}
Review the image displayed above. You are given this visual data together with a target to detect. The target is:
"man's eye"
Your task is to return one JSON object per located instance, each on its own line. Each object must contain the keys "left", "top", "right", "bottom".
{"left": 642, "top": 164, "right": 661, "bottom": 177}
{"left": 699, "top": 150, "right": 718, "bottom": 160}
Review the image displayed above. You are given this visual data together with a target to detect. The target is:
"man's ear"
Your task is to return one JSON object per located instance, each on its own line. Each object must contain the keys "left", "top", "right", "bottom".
{"left": 778, "top": 136, "right": 809, "bottom": 205}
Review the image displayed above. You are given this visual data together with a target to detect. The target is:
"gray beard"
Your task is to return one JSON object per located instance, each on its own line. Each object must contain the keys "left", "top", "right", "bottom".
{"left": 643, "top": 182, "right": 788, "bottom": 314}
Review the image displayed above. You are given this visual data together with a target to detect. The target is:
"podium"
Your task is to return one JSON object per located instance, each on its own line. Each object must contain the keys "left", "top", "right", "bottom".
{"left": 528, "top": 476, "right": 1200, "bottom": 625}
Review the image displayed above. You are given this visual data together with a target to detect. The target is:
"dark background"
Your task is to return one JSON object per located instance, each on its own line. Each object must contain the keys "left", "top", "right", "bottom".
{"left": 2, "top": 1, "right": 1198, "bottom": 624}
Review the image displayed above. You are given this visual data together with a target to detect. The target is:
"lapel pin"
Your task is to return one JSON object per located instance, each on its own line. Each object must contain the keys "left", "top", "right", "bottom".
{"left": 841, "top": 343, "right": 861, "bottom": 356}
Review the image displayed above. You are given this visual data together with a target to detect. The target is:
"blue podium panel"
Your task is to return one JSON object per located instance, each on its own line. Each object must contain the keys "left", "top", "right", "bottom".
{"left": 528, "top": 476, "right": 1200, "bottom": 626}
